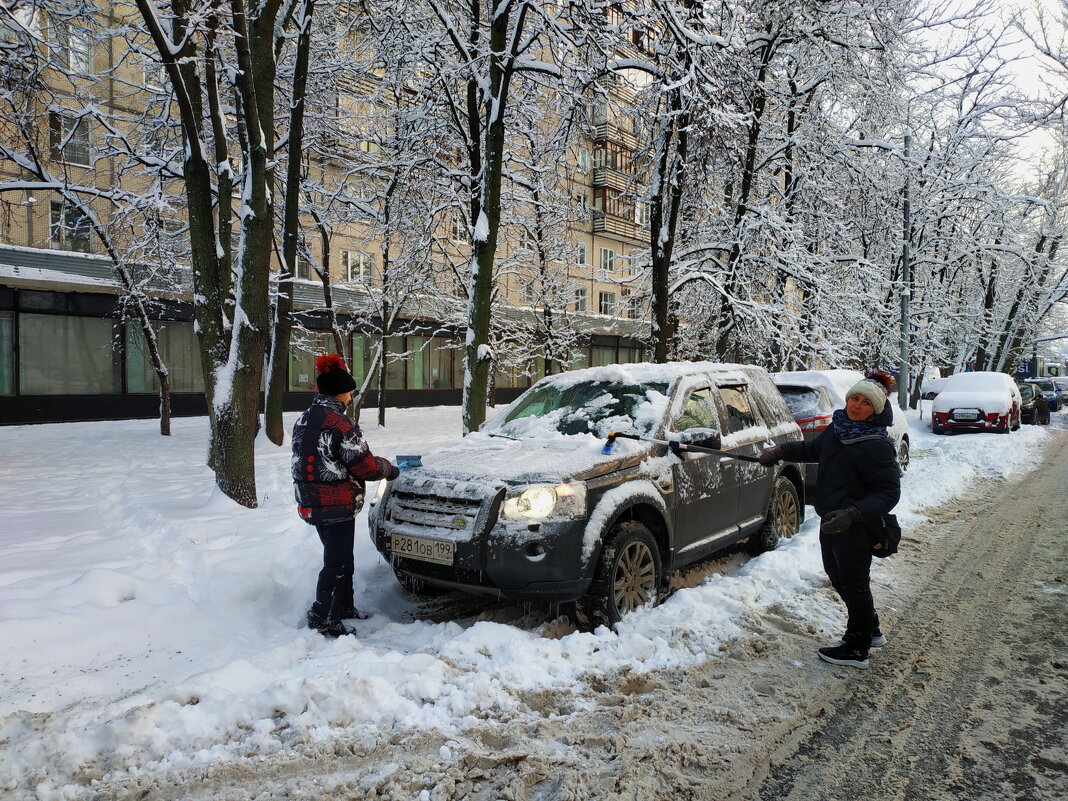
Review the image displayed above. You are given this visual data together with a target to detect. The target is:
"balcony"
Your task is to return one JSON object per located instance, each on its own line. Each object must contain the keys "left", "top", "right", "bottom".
{"left": 594, "top": 122, "right": 639, "bottom": 151}
{"left": 593, "top": 212, "right": 639, "bottom": 241}
{"left": 592, "top": 165, "right": 634, "bottom": 192}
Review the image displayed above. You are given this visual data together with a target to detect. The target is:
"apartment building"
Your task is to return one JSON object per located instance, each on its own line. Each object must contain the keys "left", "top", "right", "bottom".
{"left": 0, "top": 7, "right": 651, "bottom": 424}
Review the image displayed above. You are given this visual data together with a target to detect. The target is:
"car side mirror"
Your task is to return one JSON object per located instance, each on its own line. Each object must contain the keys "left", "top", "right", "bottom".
{"left": 679, "top": 427, "right": 722, "bottom": 451}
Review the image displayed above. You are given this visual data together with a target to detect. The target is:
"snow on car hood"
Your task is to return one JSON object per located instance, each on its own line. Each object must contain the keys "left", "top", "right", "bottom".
{"left": 407, "top": 431, "right": 647, "bottom": 485}
{"left": 932, "top": 390, "right": 1012, "bottom": 414}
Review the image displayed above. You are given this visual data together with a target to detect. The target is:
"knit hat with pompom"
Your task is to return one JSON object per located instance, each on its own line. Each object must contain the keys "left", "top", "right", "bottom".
{"left": 315, "top": 353, "right": 357, "bottom": 396}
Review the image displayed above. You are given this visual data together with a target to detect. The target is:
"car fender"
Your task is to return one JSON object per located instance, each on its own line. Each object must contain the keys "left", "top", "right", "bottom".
{"left": 580, "top": 480, "right": 669, "bottom": 570}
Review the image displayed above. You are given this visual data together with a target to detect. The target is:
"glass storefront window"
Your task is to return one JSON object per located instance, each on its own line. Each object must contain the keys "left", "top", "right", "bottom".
{"left": 19, "top": 313, "right": 120, "bottom": 394}
{"left": 407, "top": 336, "right": 455, "bottom": 389}
{"left": 0, "top": 311, "right": 12, "bottom": 395}
{"left": 618, "top": 346, "right": 644, "bottom": 364}
{"left": 126, "top": 321, "right": 204, "bottom": 393}
{"left": 592, "top": 345, "right": 616, "bottom": 367}
{"left": 288, "top": 329, "right": 337, "bottom": 391}
{"left": 384, "top": 336, "right": 405, "bottom": 390}
{"left": 351, "top": 333, "right": 374, "bottom": 388}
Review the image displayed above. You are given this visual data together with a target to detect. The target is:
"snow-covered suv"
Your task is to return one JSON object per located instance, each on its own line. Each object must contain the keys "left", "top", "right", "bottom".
{"left": 369, "top": 362, "right": 805, "bottom": 630}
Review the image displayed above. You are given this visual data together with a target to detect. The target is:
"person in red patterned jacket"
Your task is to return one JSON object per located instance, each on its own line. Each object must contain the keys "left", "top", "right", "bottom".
{"left": 292, "top": 353, "right": 399, "bottom": 637}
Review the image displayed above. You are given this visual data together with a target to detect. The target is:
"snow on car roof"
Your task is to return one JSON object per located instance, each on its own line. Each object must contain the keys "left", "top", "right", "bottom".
{"left": 943, "top": 371, "right": 1016, "bottom": 390}
{"left": 535, "top": 361, "right": 754, "bottom": 389}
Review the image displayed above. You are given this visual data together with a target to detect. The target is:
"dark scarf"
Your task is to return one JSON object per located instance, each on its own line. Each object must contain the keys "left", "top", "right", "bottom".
{"left": 831, "top": 408, "right": 887, "bottom": 442}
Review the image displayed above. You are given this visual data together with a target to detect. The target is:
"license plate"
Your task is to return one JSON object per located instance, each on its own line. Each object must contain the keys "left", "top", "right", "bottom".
{"left": 391, "top": 534, "right": 455, "bottom": 565}
{"left": 953, "top": 410, "right": 979, "bottom": 421}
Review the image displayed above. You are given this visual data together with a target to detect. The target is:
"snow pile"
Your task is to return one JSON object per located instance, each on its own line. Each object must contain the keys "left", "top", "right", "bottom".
{"left": 0, "top": 406, "right": 1057, "bottom": 798}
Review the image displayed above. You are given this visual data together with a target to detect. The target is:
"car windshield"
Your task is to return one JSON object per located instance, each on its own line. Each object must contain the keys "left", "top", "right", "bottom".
{"left": 492, "top": 380, "right": 669, "bottom": 438}
{"left": 778, "top": 387, "right": 825, "bottom": 420}
{"left": 1030, "top": 381, "right": 1055, "bottom": 391}
{"left": 1018, "top": 384, "right": 1036, "bottom": 399}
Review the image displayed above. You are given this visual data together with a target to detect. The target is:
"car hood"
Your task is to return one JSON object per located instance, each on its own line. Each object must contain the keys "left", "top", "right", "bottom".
{"left": 932, "top": 390, "right": 1012, "bottom": 414}
{"left": 400, "top": 433, "right": 646, "bottom": 486}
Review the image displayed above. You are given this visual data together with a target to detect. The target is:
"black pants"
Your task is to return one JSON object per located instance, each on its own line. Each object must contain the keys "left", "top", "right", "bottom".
{"left": 820, "top": 525, "right": 877, "bottom": 642}
{"left": 311, "top": 518, "right": 355, "bottom": 622}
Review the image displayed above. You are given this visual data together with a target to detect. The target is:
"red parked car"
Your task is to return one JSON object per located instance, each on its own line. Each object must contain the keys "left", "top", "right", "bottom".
{"left": 931, "top": 371, "right": 1022, "bottom": 434}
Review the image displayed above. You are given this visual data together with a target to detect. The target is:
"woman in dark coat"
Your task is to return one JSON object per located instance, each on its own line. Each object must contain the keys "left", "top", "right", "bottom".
{"left": 760, "top": 376, "right": 901, "bottom": 669}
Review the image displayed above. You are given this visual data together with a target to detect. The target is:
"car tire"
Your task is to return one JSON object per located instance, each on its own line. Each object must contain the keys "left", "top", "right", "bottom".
{"left": 747, "top": 476, "right": 801, "bottom": 555}
{"left": 897, "top": 438, "right": 910, "bottom": 472}
{"left": 574, "top": 521, "right": 661, "bottom": 632}
{"left": 393, "top": 567, "right": 450, "bottom": 598}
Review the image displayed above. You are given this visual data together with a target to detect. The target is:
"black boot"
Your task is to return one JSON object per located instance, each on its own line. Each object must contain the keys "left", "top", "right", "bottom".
{"left": 306, "top": 610, "right": 356, "bottom": 638}
{"left": 818, "top": 632, "right": 870, "bottom": 669}
{"left": 334, "top": 605, "right": 370, "bottom": 621}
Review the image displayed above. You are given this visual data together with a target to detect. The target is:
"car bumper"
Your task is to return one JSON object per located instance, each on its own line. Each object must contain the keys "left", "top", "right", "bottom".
{"left": 932, "top": 410, "right": 1009, "bottom": 431}
{"left": 372, "top": 513, "right": 594, "bottom": 602}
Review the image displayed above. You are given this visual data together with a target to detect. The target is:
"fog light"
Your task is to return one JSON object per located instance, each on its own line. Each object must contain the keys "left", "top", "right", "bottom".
{"left": 524, "top": 542, "right": 546, "bottom": 562}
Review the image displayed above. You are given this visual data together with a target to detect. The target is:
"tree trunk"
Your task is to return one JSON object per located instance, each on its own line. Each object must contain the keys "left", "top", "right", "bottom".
{"left": 264, "top": 0, "right": 315, "bottom": 446}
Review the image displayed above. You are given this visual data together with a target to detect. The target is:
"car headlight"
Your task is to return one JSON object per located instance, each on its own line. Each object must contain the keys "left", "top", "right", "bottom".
{"left": 501, "top": 482, "right": 587, "bottom": 520}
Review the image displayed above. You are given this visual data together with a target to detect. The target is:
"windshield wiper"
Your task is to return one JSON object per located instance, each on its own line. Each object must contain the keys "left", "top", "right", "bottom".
{"left": 486, "top": 432, "right": 519, "bottom": 440}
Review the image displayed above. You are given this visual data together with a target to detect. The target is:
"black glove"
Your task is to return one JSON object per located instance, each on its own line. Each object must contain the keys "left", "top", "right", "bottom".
{"left": 384, "top": 461, "right": 401, "bottom": 481}
{"left": 820, "top": 507, "right": 861, "bottom": 534}
{"left": 757, "top": 448, "right": 782, "bottom": 467}
{"left": 669, "top": 440, "right": 682, "bottom": 456}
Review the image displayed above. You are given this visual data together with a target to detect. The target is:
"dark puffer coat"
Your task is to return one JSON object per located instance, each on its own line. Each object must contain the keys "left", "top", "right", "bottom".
{"left": 292, "top": 394, "right": 399, "bottom": 525}
{"left": 778, "top": 404, "right": 900, "bottom": 524}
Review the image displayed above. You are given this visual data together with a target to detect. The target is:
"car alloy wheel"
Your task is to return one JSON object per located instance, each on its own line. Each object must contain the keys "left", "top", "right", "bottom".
{"left": 749, "top": 476, "right": 800, "bottom": 554}
{"left": 575, "top": 521, "right": 662, "bottom": 632}
{"left": 897, "top": 439, "right": 910, "bottom": 472}
{"left": 612, "top": 540, "right": 658, "bottom": 616}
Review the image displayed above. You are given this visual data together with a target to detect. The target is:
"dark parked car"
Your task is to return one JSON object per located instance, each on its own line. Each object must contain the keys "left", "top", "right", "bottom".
{"left": 1018, "top": 383, "right": 1051, "bottom": 425}
{"left": 369, "top": 363, "right": 805, "bottom": 630}
{"left": 1021, "top": 379, "right": 1061, "bottom": 412}
{"left": 1053, "top": 379, "right": 1068, "bottom": 408}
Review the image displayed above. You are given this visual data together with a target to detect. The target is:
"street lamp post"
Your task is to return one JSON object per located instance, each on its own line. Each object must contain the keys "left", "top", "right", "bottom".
{"left": 899, "top": 131, "right": 911, "bottom": 412}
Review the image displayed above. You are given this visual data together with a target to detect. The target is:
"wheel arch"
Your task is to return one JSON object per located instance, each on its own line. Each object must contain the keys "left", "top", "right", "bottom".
{"left": 581, "top": 482, "right": 670, "bottom": 575}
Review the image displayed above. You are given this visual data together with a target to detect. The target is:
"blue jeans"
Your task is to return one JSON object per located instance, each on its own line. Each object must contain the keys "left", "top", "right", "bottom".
{"left": 311, "top": 518, "right": 355, "bottom": 622}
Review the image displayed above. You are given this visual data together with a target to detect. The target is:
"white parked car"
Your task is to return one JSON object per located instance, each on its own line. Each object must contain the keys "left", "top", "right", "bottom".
{"left": 931, "top": 371, "right": 1022, "bottom": 434}
{"left": 772, "top": 370, "right": 911, "bottom": 490}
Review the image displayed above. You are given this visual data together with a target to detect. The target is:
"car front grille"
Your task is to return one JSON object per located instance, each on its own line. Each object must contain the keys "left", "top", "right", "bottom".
{"left": 390, "top": 490, "right": 484, "bottom": 531}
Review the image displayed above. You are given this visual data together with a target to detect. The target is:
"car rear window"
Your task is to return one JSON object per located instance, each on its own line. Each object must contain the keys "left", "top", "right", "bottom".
{"left": 1019, "top": 384, "right": 1036, "bottom": 399}
{"left": 778, "top": 386, "right": 825, "bottom": 420}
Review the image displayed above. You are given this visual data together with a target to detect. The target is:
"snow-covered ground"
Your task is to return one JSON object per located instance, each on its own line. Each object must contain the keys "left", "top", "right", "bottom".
{"left": 0, "top": 403, "right": 1058, "bottom": 799}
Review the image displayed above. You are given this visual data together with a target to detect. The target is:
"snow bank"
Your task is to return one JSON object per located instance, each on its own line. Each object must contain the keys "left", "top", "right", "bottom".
{"left": 0, "top": 406, "right": 1058, "bottom": 798}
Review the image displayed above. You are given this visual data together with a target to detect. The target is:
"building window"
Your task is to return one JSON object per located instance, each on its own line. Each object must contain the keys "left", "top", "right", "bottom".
{"left": 0, "top": 311, "right": 13, "bottom": 395}
{"left": 49, "top": 112, "right": 91, "bottom": 167}
{"left": 341, "top": 249, "right": 375, "bottom": 282}
{"left": 288, "top": 330, "right": 332, "bottom": 391}
{"left": 19, "top": 312, "right": 120, "bottom": 394}
{"left": 620, "top": 287, "right": 632, "bottom": 319}
{"left": 592, "top": 345, "right": 616, "bottom": 366}
{"left": 516, "top": 227, "right": 535, "bottom": 253}
{"left": 449, "top": 215, "right": 467, "bottom": 243}
{"left": 407, "top": 336, "right": 455, "bottom": 389}
{"left": 577, "top": 147, "right": 591, "bottom": 173}
{"left": 618, "top": 345, "right": 643, "bottom": 364}
{"left": 126, "top": 321, "right": 204, "bottom": 393}
{"left": 57, "top": 24, "right": 92, "bottom": 73}
{"left": 599, "top": 247, "right": 616, "bottom": 273}
{"left": 574, "top": 194, "right": 589, "bottom": 216}
{"left": 384, "top": 335, "right": 406, "bottom": 390}
{"left": 574, "top": 287, "right": 588, "bottom": 312}
{"left": 50, "top": 201, "right": 93, "bottom": 253}
{"left": 523, "top": 279, "right": 539, "bottom": 307}
{"left": 598, "top": 291, "right": 616, "bottom": 316}
{"left": 576, "top": 241, "right": 588, "bottom": 266}
{"left": 636, "top": 202, "right": 650, "bottom": 228}
{"left": 294, "top": 255, "right": 314, "bottom": 280}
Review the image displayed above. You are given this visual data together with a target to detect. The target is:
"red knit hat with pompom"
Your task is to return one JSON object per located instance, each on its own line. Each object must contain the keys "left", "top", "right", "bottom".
{"left": 315, "top": 353, "right": 357, "bottom": 396}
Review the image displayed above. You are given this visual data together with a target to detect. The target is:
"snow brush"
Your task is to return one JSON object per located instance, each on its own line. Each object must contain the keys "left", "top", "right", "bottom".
{"left": 602, "top": 431, "right": 765, "bottom": 463}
